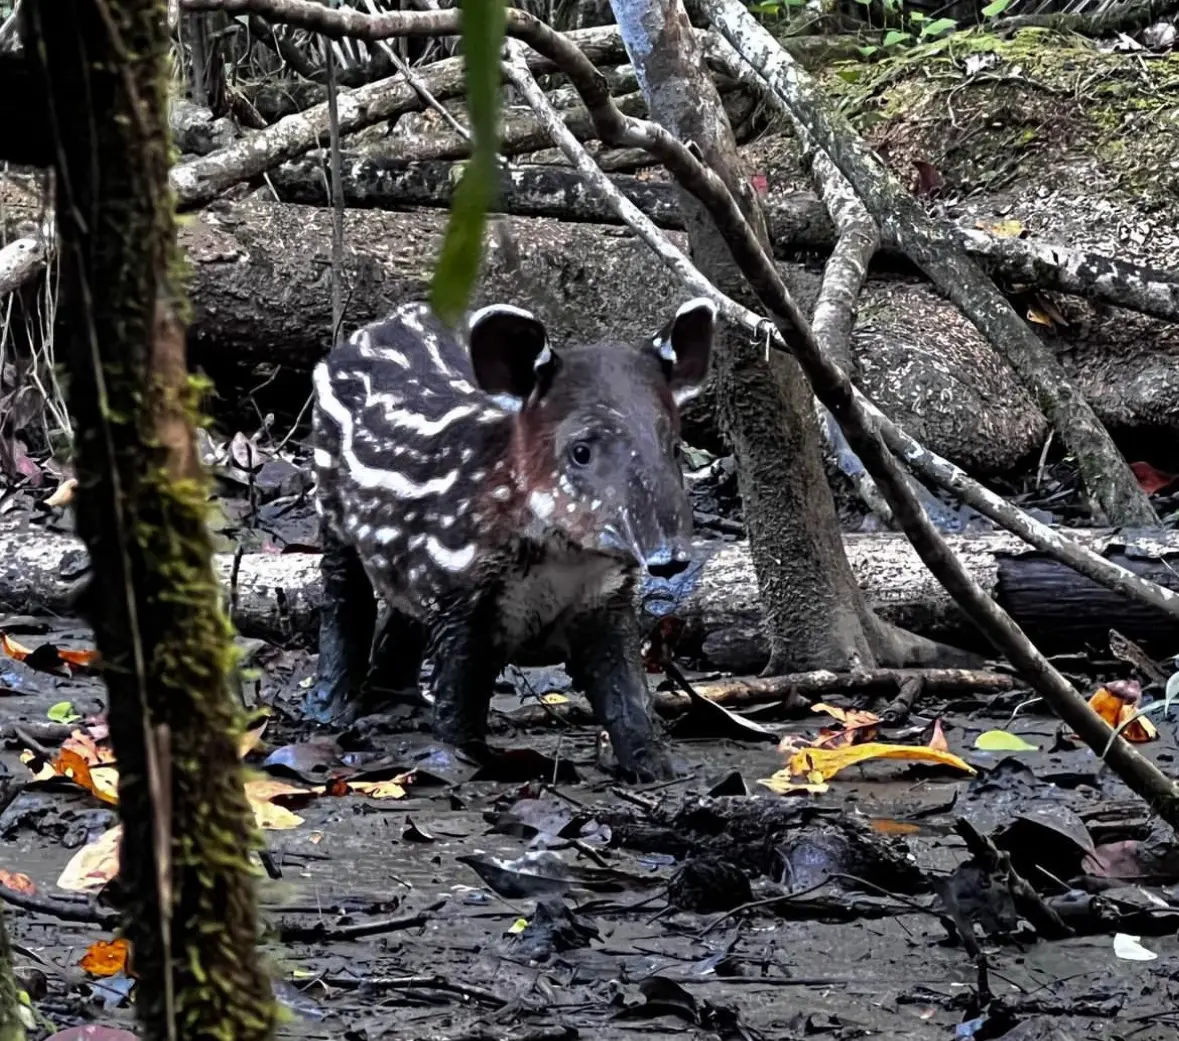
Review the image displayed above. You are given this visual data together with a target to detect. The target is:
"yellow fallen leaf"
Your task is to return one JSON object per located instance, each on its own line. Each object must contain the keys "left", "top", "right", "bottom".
{"left": 58, "top": 825, "right": 122, "bottom": 892}
{"left": 541, "top": 693, "right": 568, "bottom": 704}
{"left": 784, "top": 742, "right": 976, "bottom": 782}
{"left": 20, "top": 750, "right": 56, "bottom": 782}
{"left": 757, "top": 773, "right": 830, "bottom": 795}
{"left": 44, "top": 477, "right": 78, "bottom": 508}
{"left": 346, "top": 779, "right": 408, "bottom": 800}
{"left": 244, "top": 778, "right": 312, "bottom": 830}
{"left": 251, "top": 799, "right": 304, "bottom": 830}
{"left": 977, "top": 218, "right": 1024, "bottom": 237}
{"left": 238, "top": 720, "right": 268, "bottom": 759}
{"left": 975, "top": 729, "right": 1038, "bottom": 752}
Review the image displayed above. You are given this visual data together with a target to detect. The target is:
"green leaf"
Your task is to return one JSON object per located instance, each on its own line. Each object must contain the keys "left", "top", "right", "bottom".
{"left": 981, "top": 0, "right": 1011, "bottom": 15}
{"left": 883, "top": 30, "right": 912, "bottom": 46}
{"left": 920, "top": 16, "right": 959, "bottom": 35}
{"left": 853, "top": 47, "right": 878, "bottom": 60}
{"left": 48, "top": 700, "right": 81, "bottom": 724}
{"left": 430, "top": 0, "right": 507, "bottom": 327}
{"left": 974, "top": 729, "right": 1038, "bottom": 752}
{"left": 909, "top": 10, "right": 927, "bottom": 19}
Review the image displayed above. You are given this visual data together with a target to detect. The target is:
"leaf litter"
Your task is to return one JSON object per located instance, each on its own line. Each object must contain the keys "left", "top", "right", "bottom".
{"left": 4, "top": 612, "right": 1179, "bottom": 1041}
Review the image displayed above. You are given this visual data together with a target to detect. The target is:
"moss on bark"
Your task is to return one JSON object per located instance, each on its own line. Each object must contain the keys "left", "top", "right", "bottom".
{"left": 0, "top": 905, "right": 25, "bottom": 1041}
{"left": 20, "top": 2, "right": 276, "bottom": 1040}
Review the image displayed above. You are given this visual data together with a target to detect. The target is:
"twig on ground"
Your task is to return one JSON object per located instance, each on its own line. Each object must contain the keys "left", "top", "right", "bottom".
{"left": 277, "top": 898, "right": 445, "bottom": 942}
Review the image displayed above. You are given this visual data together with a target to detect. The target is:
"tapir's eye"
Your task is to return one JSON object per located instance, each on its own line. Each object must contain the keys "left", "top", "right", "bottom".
{"left": 569, "top": 441, "right": 593, "bottom": 467}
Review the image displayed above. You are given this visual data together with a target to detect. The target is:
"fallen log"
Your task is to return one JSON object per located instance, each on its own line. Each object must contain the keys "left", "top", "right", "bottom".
{"left": 176, "top": 199, "right": 1045, "bottom": 476}
{"left": 4, "top": 520, "right": 1179, "bottom": 673}
{"left": 267, "top": 154, "right": 839, "bottom": 249}
{"left": 266, "top": 153, "right": 1179, "bottom": 326}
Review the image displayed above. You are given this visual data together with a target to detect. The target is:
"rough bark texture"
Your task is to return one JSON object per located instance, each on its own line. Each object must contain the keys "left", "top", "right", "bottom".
{"left": 610, "top": 0, "right": 894, "bottom": 672}
{"left": 0, "top": 905, "right": 22, "bottom": 1041}
{"left": 10, "top": 521, "right": 1179, "bottom": 673}
{"left": 20, "top": 2, "right": 275, "bottom": 1039}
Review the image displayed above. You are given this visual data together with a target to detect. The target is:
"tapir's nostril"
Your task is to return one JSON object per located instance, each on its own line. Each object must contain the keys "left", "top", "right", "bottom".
{"left": 645, "top": 556, "right": 690, "bottom": 580}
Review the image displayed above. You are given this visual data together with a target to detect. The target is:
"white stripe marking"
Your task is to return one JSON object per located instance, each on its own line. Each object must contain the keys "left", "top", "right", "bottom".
{"left": 313, "top": 363, "right": 461, "bottom": 499}
{"left": 426, "top": 537, "right": 476, "bottom": 572}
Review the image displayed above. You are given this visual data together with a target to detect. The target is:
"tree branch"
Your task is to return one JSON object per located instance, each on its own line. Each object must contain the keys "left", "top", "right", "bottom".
{"left": 699, "top": 0, "right": 1158, "bottom": 530}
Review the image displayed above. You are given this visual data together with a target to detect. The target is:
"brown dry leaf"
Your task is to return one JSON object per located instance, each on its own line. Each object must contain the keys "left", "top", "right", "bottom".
{"left": 57, "top": 825, "right": 122, "bottom": 892}
{"left": 44, "top": 477, "right": 78, "bottom": 508}
{"left": 0, "top": 869, "right": 35, "bottom": 894}
{"left": 61, "top": 729, "right": 112, "bottom": 765}
{"left": 810, "top": 702, "right": 881, "bottom": 747}
{"left": 784, "top": 742, "right": 976, "bottom": 783}
{"left": 79, "top": 937, "right": 129, "bottom": 977}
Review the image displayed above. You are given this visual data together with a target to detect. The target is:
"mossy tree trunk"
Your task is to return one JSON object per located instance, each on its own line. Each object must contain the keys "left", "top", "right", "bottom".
{"left": 19, "top": 3, "right": 275, "bottom": 1041}
{"left": 0, "top": 904, "right": 24, "bottom": 1041}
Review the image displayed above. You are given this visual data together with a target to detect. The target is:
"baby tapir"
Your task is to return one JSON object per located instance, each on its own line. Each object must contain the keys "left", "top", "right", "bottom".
{"left": 306, "top": 297, "right": 717, "bottom": 782}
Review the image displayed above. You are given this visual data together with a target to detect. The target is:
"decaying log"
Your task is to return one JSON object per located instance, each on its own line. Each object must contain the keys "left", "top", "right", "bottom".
{"left": 267, "top": 153, "right": 839, "bottom": 248}
{"left": 4, "top": 520, "right": 1179, "bottom": 673}
{"left": 176, "top": 200, "right": 1045, "bottom": 477}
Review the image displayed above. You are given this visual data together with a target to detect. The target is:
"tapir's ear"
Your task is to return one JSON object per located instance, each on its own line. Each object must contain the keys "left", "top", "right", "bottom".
{"left": 468, "top": 303, "right": 556, "bottom": 408}
{"left": 649, "top": 297, "right": 717, "bottom": 406}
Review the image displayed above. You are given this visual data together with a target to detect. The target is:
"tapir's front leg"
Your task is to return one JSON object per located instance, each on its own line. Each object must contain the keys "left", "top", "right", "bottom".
{"left": 428, "top": 594, "right": 506, "bottom": 760}
{"left": 566, "top": 593, "right": 677, "bottom": 783}
{"left": 305, "top": 524, "right": 377, "bottom": 725}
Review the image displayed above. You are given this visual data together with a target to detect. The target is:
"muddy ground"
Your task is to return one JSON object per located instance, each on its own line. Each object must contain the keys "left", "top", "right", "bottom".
{"left": 4, "top": 593, "right": 1179, "bottom": 1041}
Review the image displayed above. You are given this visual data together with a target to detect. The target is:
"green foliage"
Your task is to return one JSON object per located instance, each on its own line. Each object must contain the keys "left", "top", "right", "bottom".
{"left": 430, "top": 0, "right": 508, "bottom": 327}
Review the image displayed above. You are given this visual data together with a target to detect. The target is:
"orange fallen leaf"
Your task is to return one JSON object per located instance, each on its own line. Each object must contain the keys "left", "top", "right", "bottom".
{"left": 784, "top": 742, "right": 976, "bottom": 783}
{"left": 1087, "top": 685, "right": 1156, "bottom": 743}
{"left": 0, "top": 870, "right": 35, "bottom": 894}
{"left": 54, "top": 748, "right": 119, "bottom": 805}
{"left": 79, "top": 937, "right": 129, "bottom": 977}
{"left": 1, "top": 632, "right": 99, "bottom": 672}
{"left": 869, "top": 819, "right": 921, "bottom": 835}
{"left": 58, "top": 647, "right": 100, "bottom": 668}
{"left": 1, "top": 633, "right": 33, "bottom": 660}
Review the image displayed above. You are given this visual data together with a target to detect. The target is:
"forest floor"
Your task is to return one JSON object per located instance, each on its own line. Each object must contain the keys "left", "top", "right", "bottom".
{"left": 4, "top": 552, "right": 1179, "bottom": 1041}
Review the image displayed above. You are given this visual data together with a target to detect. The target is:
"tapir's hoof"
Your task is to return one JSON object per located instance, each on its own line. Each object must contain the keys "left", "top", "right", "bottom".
{"left": 302, "top": 682, "right": 354, "bottom": 727}
{"left": 608, "top": 739, "right": 683, "bottom": 785}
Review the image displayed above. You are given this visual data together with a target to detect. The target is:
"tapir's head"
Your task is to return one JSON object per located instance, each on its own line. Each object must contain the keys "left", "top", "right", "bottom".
{"left": 466, "top": 298, "right": 717, "bottom": 584}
